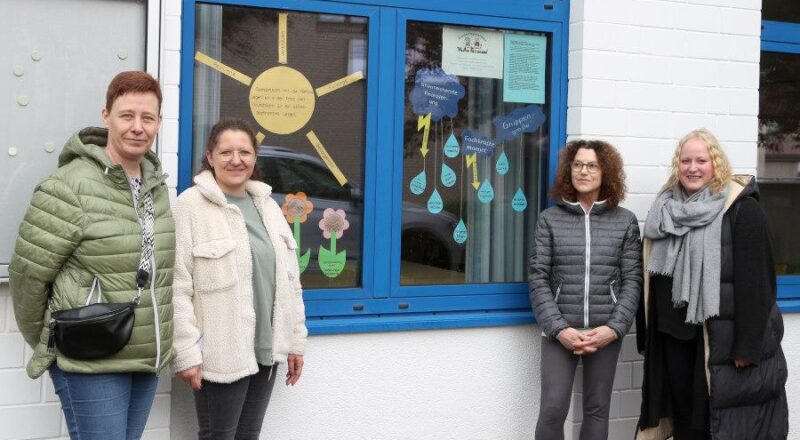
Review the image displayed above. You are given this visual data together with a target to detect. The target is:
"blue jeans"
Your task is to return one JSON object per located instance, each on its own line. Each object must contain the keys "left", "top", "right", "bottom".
{"left": 49, "top": 364, "right": 159, "bottom": 440}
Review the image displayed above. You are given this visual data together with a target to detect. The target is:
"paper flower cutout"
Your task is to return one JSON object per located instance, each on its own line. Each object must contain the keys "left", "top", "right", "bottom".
{"left": 282, "top": 192, "right": 314, "bottom": 223}
{"left": 318, "top": 208, "right": 349, "bottom": 239}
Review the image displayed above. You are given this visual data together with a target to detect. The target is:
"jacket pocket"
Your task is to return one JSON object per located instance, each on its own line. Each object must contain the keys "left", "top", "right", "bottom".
{"left": 192, "top": 239, "right": 237, "bottom": 293}
{"left": 609, "top": 279, "right": 620, "bottom": 304}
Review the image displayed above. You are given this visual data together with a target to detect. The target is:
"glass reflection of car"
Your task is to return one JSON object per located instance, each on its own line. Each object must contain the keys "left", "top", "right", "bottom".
{"left": 256, "top": 147, "right": 464, "bottom": 276}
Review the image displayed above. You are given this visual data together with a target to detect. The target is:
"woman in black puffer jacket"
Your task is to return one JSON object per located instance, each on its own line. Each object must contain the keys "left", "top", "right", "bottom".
{"left": 529, "top": 139, "right": 642, "bottom": 440}
{"left": 636, "top": 128, "right": 788, "bottom": 440}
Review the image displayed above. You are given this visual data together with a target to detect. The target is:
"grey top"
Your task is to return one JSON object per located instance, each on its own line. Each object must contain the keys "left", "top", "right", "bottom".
{"left": 528, "top": 200, "right": 643, "bottom": 339}
{"left": 227, "top": 193, "right": 276, "bottom": 366}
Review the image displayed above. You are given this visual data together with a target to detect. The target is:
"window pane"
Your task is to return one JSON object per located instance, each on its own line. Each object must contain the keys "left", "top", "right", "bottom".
{"left": 758, "top": 51, "right": 800, "bottom": 275}
{"left": 401, "top": 21, "right": 547, "bottom": 285}
{"left": 763, "top": 0, "right": 800, "bottom": 24}
{"left": 193, "top": 3, "right": 368, "bottom": 288}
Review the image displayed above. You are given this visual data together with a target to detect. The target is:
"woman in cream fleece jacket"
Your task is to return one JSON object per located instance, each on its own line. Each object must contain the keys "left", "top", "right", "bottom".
{"left": 172, "top": 119, "right": 307, "bottom": 439}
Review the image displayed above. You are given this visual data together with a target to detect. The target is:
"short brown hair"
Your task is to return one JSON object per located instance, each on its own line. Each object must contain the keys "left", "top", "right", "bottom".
{"left": 550, "top": 139, "right": 627, "bottom": 208}
{"left": 198, "top": 119, "right": 262, "bottom": 181}
{"left": 105, "top": 71, "right": 162, "bottom": 111}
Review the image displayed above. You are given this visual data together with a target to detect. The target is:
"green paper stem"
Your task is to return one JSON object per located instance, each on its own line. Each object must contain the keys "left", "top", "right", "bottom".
{"left": 293, "top": 219, "right": 301, "bottom": 259}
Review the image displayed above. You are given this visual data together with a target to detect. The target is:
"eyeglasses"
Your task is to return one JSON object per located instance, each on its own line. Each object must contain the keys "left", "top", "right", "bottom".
{"left": 571, "top": 161, "right": 601, "bottom": 174}
{"left": 215, "top": 149, "right": 255, "bottom": 162}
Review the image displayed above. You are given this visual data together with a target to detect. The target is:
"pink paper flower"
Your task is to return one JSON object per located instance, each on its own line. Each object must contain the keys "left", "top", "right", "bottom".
{"left": 318, "top": 208, "right": 349, "bottom": 239}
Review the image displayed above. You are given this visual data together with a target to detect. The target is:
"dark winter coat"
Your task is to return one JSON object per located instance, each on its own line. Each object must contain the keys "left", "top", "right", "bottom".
{"left": 528, "top": 199, "right": 642, "bottom": 339}
{"left": 636, "top": 176, "right": 788, "bottom": 440}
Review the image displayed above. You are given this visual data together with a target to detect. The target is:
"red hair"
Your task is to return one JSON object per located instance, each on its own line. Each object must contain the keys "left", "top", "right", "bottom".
{"left": 105, "top": 71, "right": 162, "bottom": 111}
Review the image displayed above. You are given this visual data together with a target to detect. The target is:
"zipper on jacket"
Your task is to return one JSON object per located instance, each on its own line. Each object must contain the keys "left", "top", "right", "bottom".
{"left": 583, "top": 209, "right": 591, "bottom": 328}
{"left": 47, "top": 319, "right": 56, "bottom": 353}
{"left": 609, "top": 280, "right": 618, "bottom": 304}
{"left": 150, "top": 254, "right": 161, "bottom": 369}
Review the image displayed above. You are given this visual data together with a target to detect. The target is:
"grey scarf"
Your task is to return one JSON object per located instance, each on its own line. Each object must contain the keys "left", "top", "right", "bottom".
{"left": 643, "top": 186, "right": 727, "bottom": 323}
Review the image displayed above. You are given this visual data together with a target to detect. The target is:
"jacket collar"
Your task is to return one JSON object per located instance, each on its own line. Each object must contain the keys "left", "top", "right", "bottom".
{"left": 558, "top": 198, "right": 609, "bottom": 215}
{"left": 58, "top": 127, "right": 168, "bottom": 193}
{"left": 193, "top": 170, "right": 273, "bottom": 206}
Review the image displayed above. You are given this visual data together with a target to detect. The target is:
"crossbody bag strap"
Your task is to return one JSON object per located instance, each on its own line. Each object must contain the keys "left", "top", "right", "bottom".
{"left": 132, "top": 177, "right": 156, "bottom": 306}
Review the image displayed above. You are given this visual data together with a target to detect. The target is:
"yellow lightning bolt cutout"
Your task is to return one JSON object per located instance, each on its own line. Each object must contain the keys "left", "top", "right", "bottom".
{"left": 466, "top": 154, "right": 479, "bottom": 189}
{"left": 417, "top": 113, "right": 431, "bottom": 157}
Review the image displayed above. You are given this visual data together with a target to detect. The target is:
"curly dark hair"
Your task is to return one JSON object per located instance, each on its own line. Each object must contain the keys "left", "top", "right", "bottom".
{"left": 549, "top": 139, "right": 627, "bottom": 208}
{"left": 198, "top": 118, "right": 262, "bottom": 181}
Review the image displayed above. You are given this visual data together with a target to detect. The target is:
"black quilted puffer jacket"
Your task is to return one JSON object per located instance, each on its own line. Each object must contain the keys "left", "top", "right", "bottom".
{"left": 528, "top": 199, "right": 642, "bottom": 339}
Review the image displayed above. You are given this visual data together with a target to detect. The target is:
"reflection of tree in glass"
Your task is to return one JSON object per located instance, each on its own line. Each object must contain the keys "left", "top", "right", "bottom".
{"left": 758, "top": 52, "right": 800, "bottom": 151}
{"left": 222, "top": 8, "right": 276, "bottom": 64}
{"left": 762, "top": 0, "right": 800, "bottom": 23}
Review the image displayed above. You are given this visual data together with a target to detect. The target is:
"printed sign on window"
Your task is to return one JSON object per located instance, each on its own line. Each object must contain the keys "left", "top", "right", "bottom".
{"left": 442, "top": 26, "right": 504, "bottom": 79}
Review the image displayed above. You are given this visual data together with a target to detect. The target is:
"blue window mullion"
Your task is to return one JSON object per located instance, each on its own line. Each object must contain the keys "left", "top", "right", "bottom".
{"left": 178, "top": 0, "right": 197, "bottom": 192}
{"left": 372, "top": 7, "right": 399, "bottom": 299}
{"left": 388, "top": 13, "right": 408, "bottom": 297}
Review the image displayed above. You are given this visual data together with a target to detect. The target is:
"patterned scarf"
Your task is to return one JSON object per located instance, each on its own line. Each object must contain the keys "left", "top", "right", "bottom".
{"left": 130, "top": 177, "right": 155, "bottom": 284}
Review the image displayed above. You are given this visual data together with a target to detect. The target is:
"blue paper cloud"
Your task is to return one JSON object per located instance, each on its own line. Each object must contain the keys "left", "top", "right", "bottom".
{"left": 461, "top": 129, "right": 497, "bottom": 157}
{"left": 492, "top": 105, "right": 547, "bottom": 142}
{"left": 409, "top": 68, "right": 465, "bottom": 122}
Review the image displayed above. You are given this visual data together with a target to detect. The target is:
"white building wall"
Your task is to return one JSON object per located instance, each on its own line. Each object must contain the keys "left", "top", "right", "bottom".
{"left": 170, "top": 327, "right": 543, "bottom": 439}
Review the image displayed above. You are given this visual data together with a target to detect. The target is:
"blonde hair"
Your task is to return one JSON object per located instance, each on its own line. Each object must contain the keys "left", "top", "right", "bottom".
{"left": 665, "top": 128, "right": 733, "bottom": 194}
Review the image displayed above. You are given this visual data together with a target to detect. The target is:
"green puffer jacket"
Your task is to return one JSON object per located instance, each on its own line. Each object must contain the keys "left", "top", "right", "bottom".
{"left": 9, "top": 127, "right": 176, "bottom": 379}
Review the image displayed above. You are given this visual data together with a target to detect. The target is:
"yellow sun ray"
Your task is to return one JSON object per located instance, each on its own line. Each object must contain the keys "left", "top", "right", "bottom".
{"left": 278, "top": 13, "right": 288, "bottom": 65}
{"left": 306, "top": 130, "right": 348, "bottom": 186}
{"left": 195, "top": 13, "right": 357, "bottom": 188}
{"left": 315, "top": 71, "right": 364, "bottom": 97}
{"left": 194, "top": 51, "right": 252, "bottom": 86}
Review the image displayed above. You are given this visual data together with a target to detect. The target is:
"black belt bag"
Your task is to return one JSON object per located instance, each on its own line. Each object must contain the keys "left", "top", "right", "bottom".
{"left": 48, "top": 269, "right": 148, "bottom": 360}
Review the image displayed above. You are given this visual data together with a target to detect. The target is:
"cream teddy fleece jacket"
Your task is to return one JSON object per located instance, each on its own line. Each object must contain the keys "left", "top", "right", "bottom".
{"left": 171, "top": 171, "right": 307, "bottom": 383}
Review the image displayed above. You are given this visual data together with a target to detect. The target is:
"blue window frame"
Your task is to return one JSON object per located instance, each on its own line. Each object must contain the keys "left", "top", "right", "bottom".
{"left": 178, "top": 0, "right": 570, "bottom": 333}
{"left": 760, "top": 19, "right": 800, "bottom": 312}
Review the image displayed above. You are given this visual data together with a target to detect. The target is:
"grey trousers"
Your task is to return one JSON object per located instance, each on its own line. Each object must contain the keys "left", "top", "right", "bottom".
{"left": 194, "top": 363, "right": 277, "bottom": 440}
{"left": 535, "top": 336, "right": 623, "bottom": 440}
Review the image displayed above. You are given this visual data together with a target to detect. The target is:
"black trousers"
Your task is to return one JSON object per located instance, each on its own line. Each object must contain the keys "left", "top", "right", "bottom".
{"left": 194, "top": 363, "right": 277, "bottom": 440}
{"left": 662, "top": 334, "right": 711, "bottom": 440}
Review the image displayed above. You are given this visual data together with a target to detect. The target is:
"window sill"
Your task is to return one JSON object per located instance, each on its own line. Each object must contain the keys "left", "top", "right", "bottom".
{"left": 307, "top": 310, "right": 534, "bottom": 334}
